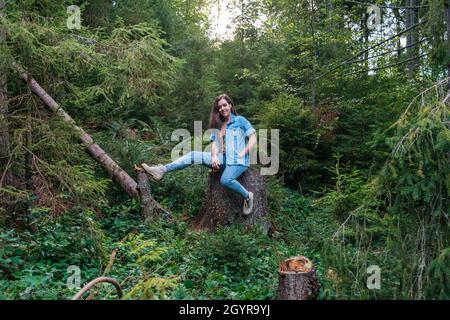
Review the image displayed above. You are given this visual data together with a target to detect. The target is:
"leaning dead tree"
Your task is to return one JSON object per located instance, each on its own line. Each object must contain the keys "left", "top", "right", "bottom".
{"left": 14, "top": 63, "right": 167, "bottom": 218}
{"left": 277, "top": 255, "right": 320, "bottom": 300}
{"left": 134, "top": 166, "right": 168, "bottom": 219}
{"left": 193, "top": 167, "right": 271, "bottom": 232}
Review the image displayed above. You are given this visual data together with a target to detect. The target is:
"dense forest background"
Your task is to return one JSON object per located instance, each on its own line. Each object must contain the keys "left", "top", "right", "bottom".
{"left": 0, "top": 0, "right": 449, "bottom": 299}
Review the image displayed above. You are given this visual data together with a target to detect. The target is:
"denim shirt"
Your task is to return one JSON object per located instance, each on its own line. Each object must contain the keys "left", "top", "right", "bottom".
{"left": 209, "top": 114, "right": 256, "bottom": 166}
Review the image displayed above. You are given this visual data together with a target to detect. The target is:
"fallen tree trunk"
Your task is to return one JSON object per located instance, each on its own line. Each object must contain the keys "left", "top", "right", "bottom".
{"left": 277, "top": 256, "right": 320, "bottom": 300}
{"left": 193, "top": 167, "right": 270, "bottom": 232}
{"left": 14, "top": 63, "right": 138, "bottom": 198}
{"left": 134, "top": 166, "right": 168, "bottom": 219}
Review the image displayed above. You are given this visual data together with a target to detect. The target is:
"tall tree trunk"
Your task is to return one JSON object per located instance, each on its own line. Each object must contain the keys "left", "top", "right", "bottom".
{"left": 310, "top": 0, "right": 317, "bottom": 110}
{"left": 0, "top": 1, "right": 14, "bottom": 192}
{"left": 446, "top": 1, "right": 450, "bottom": 86}
{"left": 327, "top": 0, "right": 337, "bottom": 52}
{"left": 406, "top": 1, "right": 411, "bottom": 76}
{"left": 13, "top": 63, "right": 140, "bottom": 197}
{"left": 364, "top": 19, "right": 369, "bottom": 72}
{"left": 407, "top": 0, "right": 419, "bottom": 78}
{"left": 361, "top": 9, "right": 369, "bottom": 74}
{"left": 393, "top": 7, "right": 402, "bottom": 59}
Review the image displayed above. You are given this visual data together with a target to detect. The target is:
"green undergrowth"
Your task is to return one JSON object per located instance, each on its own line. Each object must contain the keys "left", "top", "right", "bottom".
{"left": 0, "top": 178, "right": 324, "bottom": 299}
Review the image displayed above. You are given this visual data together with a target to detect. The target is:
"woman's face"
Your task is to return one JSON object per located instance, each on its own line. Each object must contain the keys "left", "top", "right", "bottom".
{"left": 217, "top": 98, "right": 231, "bottom": 119}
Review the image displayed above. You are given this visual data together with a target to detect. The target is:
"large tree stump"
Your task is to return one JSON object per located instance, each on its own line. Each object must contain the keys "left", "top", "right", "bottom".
{"left": 193, "top": 167, "right": 270, "bottom": 232}
{"left": 277, "top": 256, "right": 320, "bottom": 300}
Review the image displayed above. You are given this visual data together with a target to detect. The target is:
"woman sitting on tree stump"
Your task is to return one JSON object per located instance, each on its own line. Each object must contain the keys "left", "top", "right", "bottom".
{"left": 142, "top": 94, "right": 257, "bottom": 215}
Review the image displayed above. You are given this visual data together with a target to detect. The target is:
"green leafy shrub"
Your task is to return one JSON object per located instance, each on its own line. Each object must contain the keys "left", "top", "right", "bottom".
{"left": 255, "top": 94, "right": 321, "bottom": 191}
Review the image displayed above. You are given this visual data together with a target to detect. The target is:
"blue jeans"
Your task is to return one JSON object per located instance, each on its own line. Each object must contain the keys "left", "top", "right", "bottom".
{"left": 164, "top": 151, "right": 250, "bottom": 199}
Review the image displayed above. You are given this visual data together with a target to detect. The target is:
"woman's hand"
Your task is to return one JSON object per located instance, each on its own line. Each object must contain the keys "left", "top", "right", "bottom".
{"left": 211, "top": 155, "right": 220, "bottom": 170}
{"left": 239, "top": 133, "right": 256, "bottom": 158}
{"left": 211, "top": 140, "right": 220, "bottom": 170}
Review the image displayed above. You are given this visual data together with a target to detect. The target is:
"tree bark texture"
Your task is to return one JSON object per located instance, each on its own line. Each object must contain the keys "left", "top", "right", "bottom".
{"left": 193, "top": 167, "right": 270, "bottom": 232}
{"left": 277, "top": 256, "right": 320, "bottom": 300}
{"left": 135, "top": 168, "right": 168, "bottom": 220}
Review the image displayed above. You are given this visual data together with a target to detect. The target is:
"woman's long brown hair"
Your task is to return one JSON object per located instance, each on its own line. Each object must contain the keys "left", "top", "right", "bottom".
{"left": 208, "top": 94, "right": 238, "bottom": 129}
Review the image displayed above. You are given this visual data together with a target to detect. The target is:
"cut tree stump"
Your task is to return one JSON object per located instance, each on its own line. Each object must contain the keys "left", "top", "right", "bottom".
{"left": 277, "top": 256, "right": 320, "bottom": 300}
{"left": 193, "top": 167, "right": 270, "bottom": 232}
